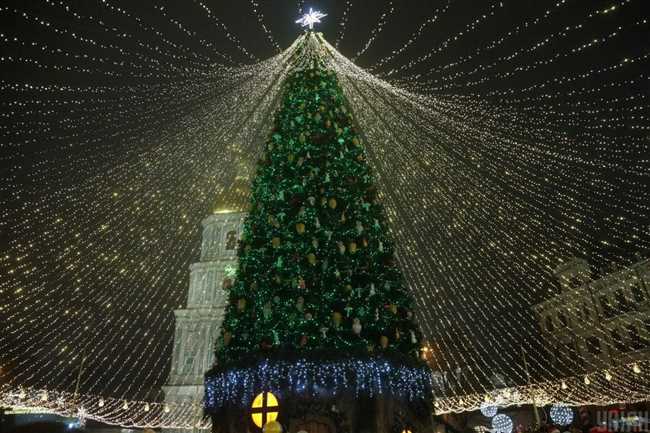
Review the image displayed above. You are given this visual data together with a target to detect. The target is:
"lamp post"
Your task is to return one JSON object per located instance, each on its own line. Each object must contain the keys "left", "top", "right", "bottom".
{"left": 521, "top": 345, "right": 540, "bottom": 428}
{"left": 72, "top": 302, "right": 97, "bottom": 415}
{"left": 72, "top": 346, "right": 87, "bottom": 408}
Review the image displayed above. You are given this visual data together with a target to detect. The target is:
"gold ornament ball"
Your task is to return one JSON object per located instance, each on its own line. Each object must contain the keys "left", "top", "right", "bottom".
{"left": 272, "top": 237, "right": 281, "bottom": 248}
{"left": 296, "top": 222, "right": 306, "bottom": 234}
{"left": 328, "top": 197, "right": 337, "bottom": 209}
{"left": 307, "top": 253, "right": 317, "bottom": 265}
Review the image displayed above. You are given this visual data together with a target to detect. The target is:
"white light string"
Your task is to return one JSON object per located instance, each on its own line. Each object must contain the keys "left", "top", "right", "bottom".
{"left": 352, "top": 1, "right": 396, "bottom": 62}
{"left": 334, "top": 0, "right": 353, "bottom": 49}
{"left": 249, "top": 0, "right": 282, "bottom": 54}
{"left": 368, "top": 0, "right": 454, "bottom": 72}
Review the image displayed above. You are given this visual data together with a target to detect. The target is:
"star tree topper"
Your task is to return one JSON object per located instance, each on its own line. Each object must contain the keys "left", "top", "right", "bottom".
{"left": 296, "top": 8, "right": 327, "bottom": 30}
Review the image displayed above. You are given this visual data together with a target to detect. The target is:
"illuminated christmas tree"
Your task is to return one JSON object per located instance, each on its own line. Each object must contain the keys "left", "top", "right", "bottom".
{"left": 205, "top": 32, "right": 432, "bottom": 433}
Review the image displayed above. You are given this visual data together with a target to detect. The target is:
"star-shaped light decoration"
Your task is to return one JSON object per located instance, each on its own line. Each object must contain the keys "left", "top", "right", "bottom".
{"left": 296, "top": 8, "right": 327, "bottom": 30}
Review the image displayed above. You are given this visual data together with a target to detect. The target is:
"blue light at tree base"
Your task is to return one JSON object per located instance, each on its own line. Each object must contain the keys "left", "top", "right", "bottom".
{"left": 204, "top": 354, "right": 433, "bottom": 411}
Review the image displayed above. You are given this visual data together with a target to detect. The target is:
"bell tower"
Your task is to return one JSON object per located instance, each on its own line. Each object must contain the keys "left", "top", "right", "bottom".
{"left": 162, "top": 211, "right": 246, "bottom": 430}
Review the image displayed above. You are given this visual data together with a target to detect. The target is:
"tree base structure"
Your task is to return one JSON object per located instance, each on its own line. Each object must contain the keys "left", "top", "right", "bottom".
{"left": 205, "top": 351, "right": 433, "bottom": 433}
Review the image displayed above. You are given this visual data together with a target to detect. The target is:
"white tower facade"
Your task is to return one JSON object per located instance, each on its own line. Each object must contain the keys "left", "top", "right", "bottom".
{"left": 162, "top": 211, "right": 246, "bottom": 429}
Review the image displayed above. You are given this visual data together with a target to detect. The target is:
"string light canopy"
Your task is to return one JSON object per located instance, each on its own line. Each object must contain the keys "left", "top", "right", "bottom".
{"left": 0, "top": 1, "right": 648, "bottom": 429}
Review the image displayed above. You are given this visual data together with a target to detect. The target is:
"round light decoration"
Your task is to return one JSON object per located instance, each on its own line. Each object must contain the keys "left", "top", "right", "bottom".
{"left": 251, "top": 391, "right": 279, "bottom": 429}
{"left": 480, "top": 403, "right": 498, "bottom": 418}
{"left": 550, "top": 404, "right": 574, "bottom": 426}
{"left": 491, "top": 414, "right": 513, "bottom": 433}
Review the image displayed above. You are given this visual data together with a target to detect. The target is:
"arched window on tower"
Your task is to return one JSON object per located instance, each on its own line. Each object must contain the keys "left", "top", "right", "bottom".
{"left": 545, "top": 316, "right": 554, "bottom": 332}
{"left": 631, "top": 283, "right": 646, "bottom": 303}
{"left": 225, "top": 230, "right": 237, "bottom": 250}
{"left": 558, "top": 312, "right": 568, "bottom": 327}
{"left": 627, "top": 324, "right": 643, "bottom": 350}
{"left": 611, "top": 329, "right": 626, "bottom": 352}
{"left": 600, "top": 295, "right": 615, "bottom": 318}
{"left": 222, "top": 278, "right": 232, "bottom": 290}
{"left": 586, "top": 336, "right": 601, "bottom": 355}
{"left": 615, "top": 289, "right": 629, "bottom": 312}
